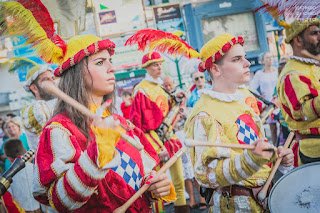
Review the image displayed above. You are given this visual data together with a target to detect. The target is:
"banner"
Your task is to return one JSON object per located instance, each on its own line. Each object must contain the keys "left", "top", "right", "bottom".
{"left": 152, "top": 3, "right": 186, "bottom": 40}
{"left": 94, "top": 0, "right": 146, "bottom": 36}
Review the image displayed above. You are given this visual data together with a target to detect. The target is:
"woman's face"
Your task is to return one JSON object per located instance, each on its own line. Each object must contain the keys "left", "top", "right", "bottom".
{"left": 85, "top": 49, "right": 116, "bottom": 98}
{"left": 6, "top": 122, "right": 20, "bottom": 138}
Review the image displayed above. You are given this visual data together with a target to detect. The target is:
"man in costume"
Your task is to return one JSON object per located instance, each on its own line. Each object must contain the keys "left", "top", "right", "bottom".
{"left": 130, "top": 52, "right": 189, "bottom": 212}
{"left": 21, "top": 65, "right": 57, "bottom": 151}
{"left": 277, "top": 18, "right": 320, "bottom": 166}
{"left": 184, "top": 33, "right": 294, "bottom": 212}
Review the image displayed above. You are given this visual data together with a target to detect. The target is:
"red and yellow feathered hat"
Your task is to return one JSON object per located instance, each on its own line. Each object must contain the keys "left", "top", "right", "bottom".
{"left": 198, "top": 34, "right": 244, "bottom": 72}
{"left": 125, "top": 29, "right": 243, "bottom": 72}
{"left": 0, "top": 0, "right": 115, "bottom": 77}
{"left": 141, "top": 52, "right": 165, "bottom": 68}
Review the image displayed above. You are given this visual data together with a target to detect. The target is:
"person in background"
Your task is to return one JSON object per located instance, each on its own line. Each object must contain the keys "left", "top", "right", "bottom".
{"left": 162, "top": 76, "right": 175, "bottom": 94}
{"left": 0, "top": 118, "right": 4, "bottom": 147}
{"left": 187, "top": 71, "right": 212, "bottom": 108}
{"left": 0, "top": 117, "right": 29, "bottom": 171}
{"left": 20, "top": 65, "right": 57, "bottom": 151}
{"left": 120, "top": 91, "right": 132, "bottom": 119}
{"left": 131, "top": 52, "right": 189, "bottom": 213}
{"left": 6, "top": 113, "right": 15, "bottom": 122}
{"left": 162, "top": 76, "right": 208, "bottom": 210}
{"left": 277, "top": 18, "right": 320, "bottom": 167}
{"left": 1, "top": 138, "right": 41, "bottom": 213}
{"left": 250, "top": 52, "right": 279, "bottom": 145}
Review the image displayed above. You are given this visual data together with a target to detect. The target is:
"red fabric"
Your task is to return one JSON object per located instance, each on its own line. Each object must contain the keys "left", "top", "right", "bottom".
{"left": 299, "top": 76, "right": 319, "bottom": 97}
{"left": 130, "top": 90, "right": 183, "bottom": 157}
{"left": 164, "top": 138, "right": 183, "bottom": 157}
{"left": 121, "top": 102, "right": 132, "bottom": 119}
{"left": 35, "top": 113, "right": 157, "bottom": 212}
{"left": 284, "top": 75, "right": 301, "bottom": 111}
{"left": 2, "top": 192, "right": 20, "bottom": 213}
{"left": 130, "top": 91, "right": 164, "bottom": 132}
{"left": 257, "top": 100, "right": 263, "bottom": 113}
{"left": 292, "top": 139, "right": 300, "bottom": 168}
{"left": 54, "top": 39, "right": 115, "bottom": 76}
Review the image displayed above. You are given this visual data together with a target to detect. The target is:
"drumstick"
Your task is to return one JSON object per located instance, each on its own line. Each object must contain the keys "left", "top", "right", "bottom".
{"left": 258, "top": 132, "right": 295, "bottom": 201}
{"left": 261, "top": 106, "right": 275, "bottom": 124}
{"left": 41, "top": 81, "right": 144, "bottom": 151}
{"left": 185, "top": 139, "right": 256, "bottom": 150}
{"left": 113, "top": 147, "right": 187, "bottom": 213}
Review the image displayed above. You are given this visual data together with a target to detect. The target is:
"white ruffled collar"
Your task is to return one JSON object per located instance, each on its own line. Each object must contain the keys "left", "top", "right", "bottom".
{"left": 145, "top": 73, "right": 163, "bottom": 85}
{"left": 198, "top": 88, "right": 244, "bottom": 102}
{"left": 290, "top": 55, "right": 319, "bottom": 65}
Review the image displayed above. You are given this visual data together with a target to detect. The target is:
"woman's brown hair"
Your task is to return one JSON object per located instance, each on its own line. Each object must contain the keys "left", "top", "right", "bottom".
{"left": 53, "top": 57, "right": 115, "bottom": 141}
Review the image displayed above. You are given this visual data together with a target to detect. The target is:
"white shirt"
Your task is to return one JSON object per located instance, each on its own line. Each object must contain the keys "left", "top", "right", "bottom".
{"left": 250, "top": 69, "right": 278, "bottom": 102}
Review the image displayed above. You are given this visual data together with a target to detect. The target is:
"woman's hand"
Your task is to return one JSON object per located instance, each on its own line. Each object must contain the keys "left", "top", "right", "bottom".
{"left": 147, "top": 171, "right": 171, "bottom": 197}
{"left": 92, "top": 100, "right": 120, "bottom": 129}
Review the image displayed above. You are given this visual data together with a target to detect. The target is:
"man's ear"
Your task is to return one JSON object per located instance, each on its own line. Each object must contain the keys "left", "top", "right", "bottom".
{"left": 293, "top": 36, "right": 304, "bottom": 48}
{"left": 29, "top": 84, "right": 38, "bottom": 95}
{"left": 209, "top": 63, "right": 221, "bottom": 78}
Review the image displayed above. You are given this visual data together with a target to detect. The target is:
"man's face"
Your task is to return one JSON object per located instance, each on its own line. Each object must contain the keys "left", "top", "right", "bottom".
{"left": 146, "top": 62, "right": 162, "bottom": 79}
{"left": 192, "top": 72, "right": 205, "bottom": 89}
{"left": 301, "top": 25, "right": 320, "bottom": 55}
{"left": 162, "top": 78, "right": 174, "bottom": 93}
{"left": 31, "top": 70, "right": 56, "bottom": 101}
{"left": 212, "top": 44, "right": 251, "bottom": 86}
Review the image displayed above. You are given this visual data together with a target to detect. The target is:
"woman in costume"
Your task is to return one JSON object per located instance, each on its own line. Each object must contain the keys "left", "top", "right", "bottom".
{"left": 0, "top": 1, "right": 175, "bottom": 212}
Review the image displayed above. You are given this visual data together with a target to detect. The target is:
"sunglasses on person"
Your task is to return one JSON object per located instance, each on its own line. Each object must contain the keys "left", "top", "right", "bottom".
{"left": 194, "top": 76, "right": 204, "bottom": 81}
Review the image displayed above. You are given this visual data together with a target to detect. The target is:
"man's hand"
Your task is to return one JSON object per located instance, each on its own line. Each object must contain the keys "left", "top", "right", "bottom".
{"left": 175, "top": 91, "right": 187, "bottom": 99}
{"left": 158, "top": 150, "right": 170, "bottom": 162}
{"left": 251, "top": 139, "right": 275, "bottom": 159}
{"left": 277, "top": 146, "right": 294, "bottom": 167}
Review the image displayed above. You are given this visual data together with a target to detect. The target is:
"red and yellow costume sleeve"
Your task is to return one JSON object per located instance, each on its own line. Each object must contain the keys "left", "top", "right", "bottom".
{"left": 2, "top": 192, "right": 25, "bottom": 213}
{"left": 282, "top": 73, "right": 320, "bottom": 122}
{"left": 33, "top": 114, "right": 121, "bottom": 212}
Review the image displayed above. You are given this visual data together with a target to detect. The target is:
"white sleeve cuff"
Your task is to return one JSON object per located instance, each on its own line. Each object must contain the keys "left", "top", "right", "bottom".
{"left": 278, "top": 164, "right": 294, "bottom": 175}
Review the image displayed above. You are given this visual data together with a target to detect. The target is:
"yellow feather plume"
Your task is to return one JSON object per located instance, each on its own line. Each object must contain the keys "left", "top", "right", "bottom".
{"left": 148, "top": 38, "right": 200, "bottom": 59}
{"left": 0, "top": 1, "right": 64, "bottom": 64}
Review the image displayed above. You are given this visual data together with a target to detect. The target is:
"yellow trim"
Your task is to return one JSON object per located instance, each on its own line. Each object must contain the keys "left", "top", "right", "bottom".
{"left": 141, "top": 58, "right": 165, "bottom": 68}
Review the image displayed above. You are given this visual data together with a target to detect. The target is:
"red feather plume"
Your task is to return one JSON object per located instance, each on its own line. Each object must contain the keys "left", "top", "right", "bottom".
{"left": 17, "top": 0, "right": 67, "bottom": 56}
{"left": 125, "top": 29, "right": 179, "bottom": 51}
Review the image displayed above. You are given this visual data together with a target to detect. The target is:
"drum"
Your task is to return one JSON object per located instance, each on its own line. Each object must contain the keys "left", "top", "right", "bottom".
{"left": 268, "top": 162, "right": 320, "bottom": 213}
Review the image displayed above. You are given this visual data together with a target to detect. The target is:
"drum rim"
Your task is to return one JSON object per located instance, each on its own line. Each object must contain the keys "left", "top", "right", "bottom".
{"left": 268, "top": 161, "right": 320, "bottom": 211}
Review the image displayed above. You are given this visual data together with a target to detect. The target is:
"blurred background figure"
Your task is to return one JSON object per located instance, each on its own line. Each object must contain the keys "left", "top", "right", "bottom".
{"left": 250, "top": 52, "right": 279, "bottom": 145}
{"left": 0, "top": 117, "right": 29, "bottom": 171}
{"left": 2, "top": 138, "right": 41, "bottom": 212}
{"left": 163, "top": 76, "right": 175, "bottom": 93}
{"left": 187, "top": 71, "right": 212, "bottom": 108}
{"left": 162, "top": 76, "right": 208, "bottom": 210}
{"left": 6, "top": 113, "right": 15, "bottom": 122}
{"left": 121, "top": 91, "right": 132, "bottom": 119}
